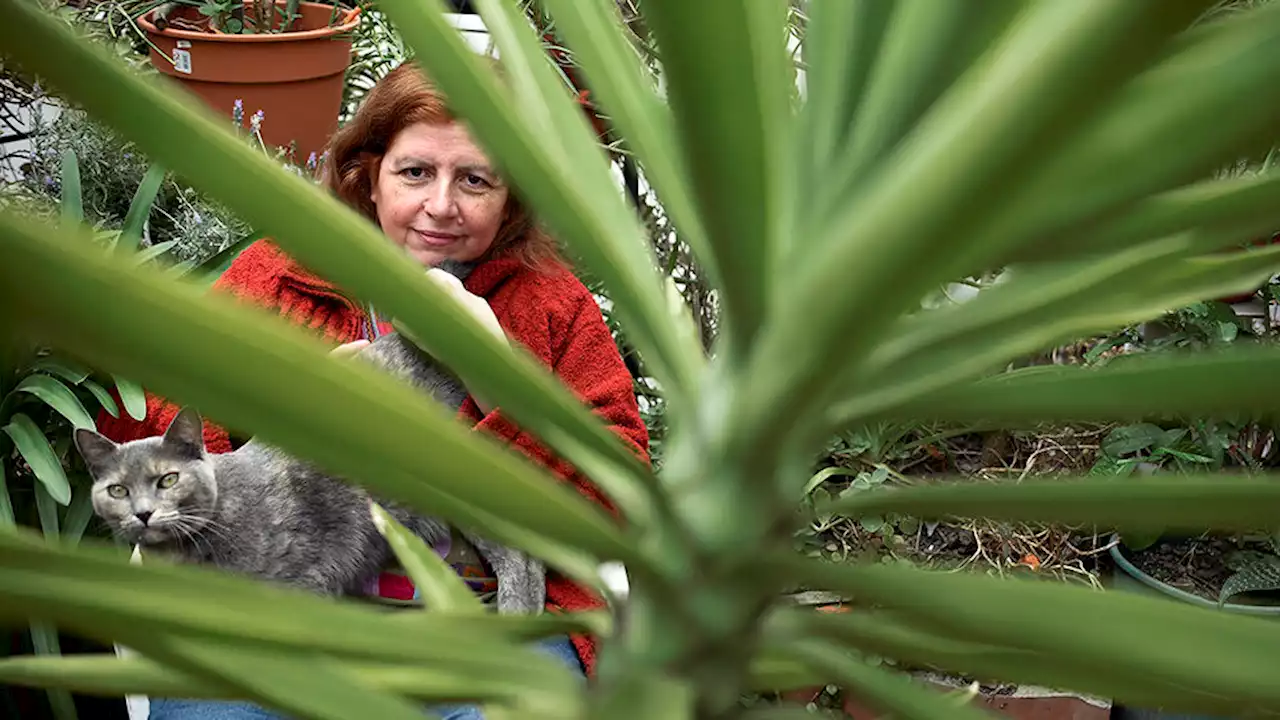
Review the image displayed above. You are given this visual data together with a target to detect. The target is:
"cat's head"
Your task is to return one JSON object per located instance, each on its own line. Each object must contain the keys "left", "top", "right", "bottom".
{"left": 73, "top": 407, "right": 218, "bottom": 547}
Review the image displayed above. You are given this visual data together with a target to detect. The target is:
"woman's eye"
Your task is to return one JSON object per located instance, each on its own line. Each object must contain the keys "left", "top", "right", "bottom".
{"left": 157, "top": 473, "right": 179, "bottom": 489}
{"left": 107, "top": 485, "right": 129, "bottom": 499}
{"left": 463, "top": 174, "right": 491, "bottom": 190}
{"left": 400, "top": 167, "right": 427, "bottom": 180}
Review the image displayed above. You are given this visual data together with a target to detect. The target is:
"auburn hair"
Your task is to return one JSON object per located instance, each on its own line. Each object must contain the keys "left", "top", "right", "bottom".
{"left": 321, "top": 61, "right": 562, "bottom": 270}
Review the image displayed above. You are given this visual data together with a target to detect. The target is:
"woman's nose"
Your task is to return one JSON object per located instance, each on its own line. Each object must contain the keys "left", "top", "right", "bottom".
{"left": 422, "top": 181, "right": 457, "bottom": 219}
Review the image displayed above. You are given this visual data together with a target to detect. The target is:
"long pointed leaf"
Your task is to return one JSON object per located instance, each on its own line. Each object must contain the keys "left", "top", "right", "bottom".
{"left": 80, "top": 379, "right": 118, "bottom": 419}
{"left": 973, "top": 2, "right": 1280, "bottom": 269}
{"left": 0, "top": 213, "right": 637, "bottom": 570}
{"left": 117, "top": 163, "right": 166, "bottom": 254}
{"left": 784, "top": 640, "right": 998, "bottom": 720}
{"left": 639, "top": 0, "right": 791, "bottom": 352}
{"left": 884, "top": 343, "right": 1280, "bottom": 426}
{"left": 370, "top": 503, "right": 484, "bottom": 614}
{"left": 58, "top": 150, "right": 81, "bottom": 228}
{"left": 111, "top": 375, "right": 146, "bottom": 422}
{"left": 537, "top": 0, "right": 716, "bottom": 288}
{"left": 783, "top": 610, "right": 1259, "bottom": 718}
{"left": 830, "top": 474, "right": 1280, "bottom": 536}
{"left": 2, "top": 413, "right": 71, "bottom": 505}
{"left": 29, "top": 622, "right": 78, "bottom": 720}
{"left": 787, "top": 558, "right": 1280, "bottom": 714}
{"left": 63, "top": 482, "right": 96, "bottom": 545}
{"left": 0, "top": 0, "right": 659, "bottom": 514}
{"left": 830, "top": 236, "right": 1280, "bottom": 426}
{"left": 11, "top": 375, "right": 95, "bottom": 430}
{"left": 745, "top": 0, "right": 1214, "bottom": 458}
{"left": 31, "top": 358, "right": 90, "bottom": 386}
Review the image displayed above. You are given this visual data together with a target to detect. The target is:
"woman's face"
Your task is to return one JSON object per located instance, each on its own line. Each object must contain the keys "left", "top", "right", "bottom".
{"left": 370, "top": 121, "right": 510, "bottom": 267}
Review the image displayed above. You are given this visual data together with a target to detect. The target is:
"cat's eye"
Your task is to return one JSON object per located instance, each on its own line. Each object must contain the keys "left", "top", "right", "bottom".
{"left": 157, "top": 473, "right": 179, "bottom": 489}
{"left": 107, "top": 485, "right": 128, "bottom": 499}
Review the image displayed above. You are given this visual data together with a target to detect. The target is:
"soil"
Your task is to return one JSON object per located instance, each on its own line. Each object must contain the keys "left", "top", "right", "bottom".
{"left": 1124, "top": 535, "right": 1280, "bottom": 605}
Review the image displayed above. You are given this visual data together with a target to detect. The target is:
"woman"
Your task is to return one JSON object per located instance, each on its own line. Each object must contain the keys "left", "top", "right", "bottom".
{"left": 97, "top": 62, "right": 649, "bottom": 719}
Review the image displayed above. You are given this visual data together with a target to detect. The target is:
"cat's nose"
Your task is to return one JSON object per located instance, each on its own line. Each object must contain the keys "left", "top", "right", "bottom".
{"left": 135, "top": 511, "right": 153, "bottom": 526}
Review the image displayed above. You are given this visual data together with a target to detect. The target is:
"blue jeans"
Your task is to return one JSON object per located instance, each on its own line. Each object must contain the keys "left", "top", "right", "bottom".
{"left": 146, "top": 636, "right": 584, "bottom": 720}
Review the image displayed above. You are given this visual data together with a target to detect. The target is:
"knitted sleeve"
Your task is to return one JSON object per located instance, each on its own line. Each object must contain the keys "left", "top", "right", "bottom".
{"left": 459, "top": 285, "right": 650, "bottom": 517}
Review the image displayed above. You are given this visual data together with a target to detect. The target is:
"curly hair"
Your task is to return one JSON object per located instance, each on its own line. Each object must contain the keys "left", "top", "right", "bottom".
{"left": 320, "top": 61, "right": 561, "bottom": 270}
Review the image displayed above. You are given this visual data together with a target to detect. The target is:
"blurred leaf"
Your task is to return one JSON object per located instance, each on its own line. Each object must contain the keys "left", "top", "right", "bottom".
{"left": 747, "top": 1, "right": 1212, "bottom": 456}
{"left": 788, "top": 557, "right": 1280, "bottom": 712}
{"left": 29, "top": 622, "right": 78, "bottom": 720}
{"left": 0, "top": 526, "right": 593, "bottom": 700}
{"left": 81, "top": 379, "right": 118, "bottom": 419}
{"left": 831, "top": 474, "right": 1280, "bottom": 536}
{"left": 118, "top": 163, "right": 166, "bottom": 254}
{"left": 786, "top": 610, "right": 1265, "bottom": 718}
{"left": 636, "top": 0, "right": 791, "bottom": 352}
{"left": 1219, "top": 556, "right": 1280, "bottom": 605}
{"left": 59, "top": 149, "right": 81, "bottom": 228}
{"left": 10, "top": 375, "right": 95, "bottom": 430}
{"left": 832, "top": 235, "right": 1280, "bottom": 427}
{"left": 881, "top": 343, "right": 1280, "bottom": 426}
{"left": 193, "top": 234, "right": 260, "bottom": 281}
{"left": 145, "top": 635, "right": 429, "bottom": 720}
{"left": 34, "top": 481, "right": 60, "bottom": 537}
{"left": 370, "top": 503, "right": 483, "bottom": 614}
{"left": 1104, "top": 424, "right": 1168, "bottom": 456}
{"left": 0, "top": 462, "right": 13, "bottom": 528}
{"left": 538, "top": 0, "right": 716, "bottom": 288}
{"left": 2, "top": 413, "right": 71, "bottom": 505}
{"left": 785, "top": 640, "right": 998, "bottom": 720}
{"left": 111, "top": 375, "right": 146, "bottom": 422}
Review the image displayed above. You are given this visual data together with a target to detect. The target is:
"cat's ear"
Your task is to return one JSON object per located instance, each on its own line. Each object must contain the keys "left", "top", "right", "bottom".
{"left": 162, "top": 407, "right": 206, "bottom": 459}
{"left": 74, "top": 429, "right": 120, "bottom": 476}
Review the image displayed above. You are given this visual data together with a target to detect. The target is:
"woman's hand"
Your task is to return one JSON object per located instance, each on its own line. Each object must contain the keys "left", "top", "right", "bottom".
{"left": 426, "top": 268, "right": 506, "bottom": 415}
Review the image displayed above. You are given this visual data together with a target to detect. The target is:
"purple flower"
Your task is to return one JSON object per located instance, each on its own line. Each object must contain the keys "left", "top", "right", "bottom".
{"left": 232, "top": 99, "right": 244, "bottom": 126}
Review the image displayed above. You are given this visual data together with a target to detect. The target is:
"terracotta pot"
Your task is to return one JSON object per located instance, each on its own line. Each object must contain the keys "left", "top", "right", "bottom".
{"left": 137, "top": 1, "right": 360, "bottom": 163}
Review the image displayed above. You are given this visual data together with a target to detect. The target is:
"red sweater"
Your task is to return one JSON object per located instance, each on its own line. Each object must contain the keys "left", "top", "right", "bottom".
{"left": 96, "top": 240, "right": 649, "bottom": 676}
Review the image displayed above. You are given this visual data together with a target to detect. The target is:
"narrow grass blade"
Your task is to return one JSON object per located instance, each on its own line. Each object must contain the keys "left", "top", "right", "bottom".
{"left": 81, "top": 379, "right": 118, "bottom": 419}
{"left": 830, "top": 236, "right": 1280, "bottom": 426}
{"left": 2, "top": 414, "right": 71, "bottom": 505}
{"left": 883, "top": 343, "right": 1280, "bottom": 426}
{"left": 829, "top": 0, "right": 1025, "bottom": 200}
{"left": 370, "top": 503, "right": 483, "bottom": 614}
{"left": 746, "top": 0, "right": 1214, "bottom": 459}
{"left": 639, "top": 0, "right": 791, "bottom": 352}
{"left": 0, "top": 216, "right": 636, "bottom": 568}
{"left": 538, "top": 0, "right": 715, "bottom": 285}
{"left": 0, "top": 461, "right": 13, "bottom": 527}
{"left": 58, "top": 150, "right": 81, "bottom": 228}
{"left": 784, "top": 610, "right": 1259, "bottom": 718}
{"left": 784, "top": 640, "right": 998, "bottom": 720}
{"left": 973, "top": 2, "right": 1280, "bottom": 270}
{"left": 787, "top": 559, "right": 1280, "bottom": 716}
{"left": 118, "top": 163, "right": 166, "bottom": 254}
{"left": 0, "top": 0, "right": 660, "bottom": 505}
{"left": 29, "top": 622, "right": 78, "bottom": 720}
{"left": 11, "top": 375, "right": 95, "bottom": 430}
{"left": 133, "top": 240, "right": 178, "bottom": 266}
{"left": 34, "top": 482, "right": 60, "bottom": 538}
{"left": 111, "top": 375, "right": 146, "bottom": 422}
{"left": 376, "top": 0, "right": 699, "bottom": 403}
{"left": 829, "top": 474, "right": 1280, "bottom": 536}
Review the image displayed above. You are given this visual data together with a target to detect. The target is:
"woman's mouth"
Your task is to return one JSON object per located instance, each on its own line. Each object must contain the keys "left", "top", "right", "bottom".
{"left": 413, "top": 229, "right": 463, "bottom": 247}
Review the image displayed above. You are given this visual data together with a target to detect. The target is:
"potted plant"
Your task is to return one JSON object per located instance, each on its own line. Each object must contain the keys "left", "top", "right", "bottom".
{"left": 135, "top": 0, "right": 361, "bottom": 163}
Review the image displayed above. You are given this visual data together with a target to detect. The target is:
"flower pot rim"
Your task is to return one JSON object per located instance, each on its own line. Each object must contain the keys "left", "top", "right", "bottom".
{"left": 137, "top": 1, "right": 360, "bottom": 42}
{"left": 1107, "top": 532, "right": 1280, "bottom": 616}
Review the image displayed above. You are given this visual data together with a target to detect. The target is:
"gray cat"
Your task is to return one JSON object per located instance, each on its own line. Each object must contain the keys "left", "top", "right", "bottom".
{"left": 72, "top": 264, "right": 545, "bottom": 615}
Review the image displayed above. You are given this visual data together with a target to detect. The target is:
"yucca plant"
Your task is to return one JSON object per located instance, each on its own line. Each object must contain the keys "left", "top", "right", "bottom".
{"left": 5, "top": 0, "right": 1280, "bottom": 718}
